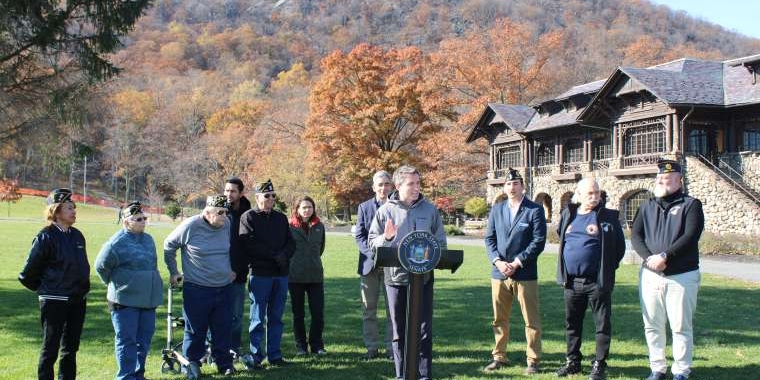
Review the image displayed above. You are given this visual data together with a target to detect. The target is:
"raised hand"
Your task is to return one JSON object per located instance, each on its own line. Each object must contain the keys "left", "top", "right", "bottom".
{"left": 384, "top": 217, "right": 397, "bottom": 241}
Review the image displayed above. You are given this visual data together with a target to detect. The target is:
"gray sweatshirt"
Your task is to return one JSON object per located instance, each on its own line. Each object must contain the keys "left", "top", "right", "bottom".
{"left": 164, "top": 214, "right": 232, "bottom": 287}
{"left": 369, "top": 192, "right": 447, "bottom": 285}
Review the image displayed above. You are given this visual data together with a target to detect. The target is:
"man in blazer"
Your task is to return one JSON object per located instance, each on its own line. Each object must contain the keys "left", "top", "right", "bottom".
{"left": 483, "top": 168, "right": 547, "bottom": 375}
{"left": 354, "top": 170, "right": 394, "bottom": 359}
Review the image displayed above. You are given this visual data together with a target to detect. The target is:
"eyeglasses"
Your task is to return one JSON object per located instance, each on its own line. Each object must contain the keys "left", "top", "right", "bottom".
{"left": 215, "top": 210, "right": 228, "bottom": 215}
{"left": 263, "top": 193, "right": 276, "bottom": 199}
{"left": 131, "top": 217, "right": 148, "bottom": 222}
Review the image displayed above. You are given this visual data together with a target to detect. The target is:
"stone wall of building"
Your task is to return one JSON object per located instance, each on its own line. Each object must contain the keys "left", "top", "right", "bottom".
{"left": 483, "top": 156, "right": 760, "bottom": 236}
{"left": 685, "top": 156, "right": 760, "bottom": 236}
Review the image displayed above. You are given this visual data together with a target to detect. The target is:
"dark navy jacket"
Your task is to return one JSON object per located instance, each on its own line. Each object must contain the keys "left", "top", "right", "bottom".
{"left": 355, "top": 197, "right": 382, "bottom": 276}
{"left": 240, "top": 207, "right": 295, "bottom": 277}
{"left": 485, "top": 196, "right": 547, "bottom": 281}
{"left": 19, "top": 224, "right": 90, "bottom": 301}
{"left": 556, "top": 204, "right": 626, "bottom": 292}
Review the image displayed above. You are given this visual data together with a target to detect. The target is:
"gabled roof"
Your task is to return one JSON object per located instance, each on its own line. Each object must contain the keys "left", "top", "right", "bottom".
{"left": 466, "top": 103, "right": 534, "bottom": 143}
{"left": 553, "top": 80, "right": 606, "bottom": 100}
{"left": 524, "top": 107, "right": 587, "bottom": 133}
{"left": 619, "top": 59, "right": 725, "bottom": 105}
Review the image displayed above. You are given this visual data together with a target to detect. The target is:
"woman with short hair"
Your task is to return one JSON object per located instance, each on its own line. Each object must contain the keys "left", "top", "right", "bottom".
{"left": 95, "top": 201, "right": 163, "bottom": 380}
{"left": 287, "top": 196, "right": 327, "bottom": 355}
{"left": 19, "top": 188, "right": 90, "bottom": 380}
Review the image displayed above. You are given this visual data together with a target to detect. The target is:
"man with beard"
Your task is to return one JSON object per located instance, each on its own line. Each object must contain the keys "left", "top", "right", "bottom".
{"left": 223, "top": 178, "right": 252, "bottom": 358}
{"left": 632, "top": 159, "right": 704, "bottom": 380}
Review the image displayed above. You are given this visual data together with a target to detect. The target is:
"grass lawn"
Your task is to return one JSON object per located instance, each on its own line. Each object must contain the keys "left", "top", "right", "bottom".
{"left": 1, "top": 197, "right": 758, "bottom": 379}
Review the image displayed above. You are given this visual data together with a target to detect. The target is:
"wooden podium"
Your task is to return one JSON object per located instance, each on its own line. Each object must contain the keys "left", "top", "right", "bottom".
{"left": 375, "top": 231, "right": 463, "bottom": 380}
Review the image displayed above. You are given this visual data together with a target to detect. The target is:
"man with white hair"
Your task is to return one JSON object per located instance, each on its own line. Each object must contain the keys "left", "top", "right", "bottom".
{"left": 554, "top": 178, "right": 625, "bottom": 380}
{"left": 164, "top": 195, "right": 237, "bottom": 378}
{"left": 632, "top": 159, "right": 704, "bottom": 380}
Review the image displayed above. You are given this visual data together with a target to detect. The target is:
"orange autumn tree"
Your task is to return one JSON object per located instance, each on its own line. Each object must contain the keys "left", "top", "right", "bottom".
{"left": 306, "top": 43, "right": 453, "bottom": 207}
{"left": 421, "top": 18, "right": 564, "bottom": 196}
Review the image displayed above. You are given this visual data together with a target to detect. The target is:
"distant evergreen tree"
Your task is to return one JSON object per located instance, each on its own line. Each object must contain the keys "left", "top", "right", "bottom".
{"left": 0, "top": 0, "right": 153, "bottom": 140}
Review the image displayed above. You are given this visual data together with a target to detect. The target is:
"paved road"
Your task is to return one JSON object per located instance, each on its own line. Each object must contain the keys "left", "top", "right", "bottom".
{"left": 334, "top": 231, "right": 760, "bottom": 283}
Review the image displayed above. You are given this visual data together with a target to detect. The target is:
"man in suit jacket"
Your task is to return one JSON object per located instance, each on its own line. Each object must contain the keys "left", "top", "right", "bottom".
{"left": 354, "top": 170, "right": 394, "bottom": 359}
{"left": 483, "top": 168, "right": 547, "bottom": 375}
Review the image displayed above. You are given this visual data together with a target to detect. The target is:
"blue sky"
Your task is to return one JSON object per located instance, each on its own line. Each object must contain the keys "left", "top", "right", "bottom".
{"left": 649, "top": 0, "right": 760, "bottom": 39}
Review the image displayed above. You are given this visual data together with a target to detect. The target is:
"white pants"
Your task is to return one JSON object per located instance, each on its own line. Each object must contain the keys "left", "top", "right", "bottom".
{"left": 639, "top": 268, "right": 700, "bottom": 377}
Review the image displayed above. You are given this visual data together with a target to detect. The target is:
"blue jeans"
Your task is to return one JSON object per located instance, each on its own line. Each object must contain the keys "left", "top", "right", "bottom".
{"left": 248, "top": 275, "right": 288, "bottom": 362}
{"left": 111, "top": 306, "right": 156, "bottom": 380}
{"left": 230, "top": 282, "right": 246, "bottom": 354}
{"left": 182, "top": 282, "right": 234, "bottom": 370}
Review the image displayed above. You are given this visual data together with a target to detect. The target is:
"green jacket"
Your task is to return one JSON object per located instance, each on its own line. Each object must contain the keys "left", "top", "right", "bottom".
{"left": 288, "top": 221, "right": 326, "bottom": 283}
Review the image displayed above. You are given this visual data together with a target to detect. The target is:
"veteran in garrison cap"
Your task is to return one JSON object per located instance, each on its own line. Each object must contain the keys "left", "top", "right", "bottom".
{"left": 163, "top": 194, "right": 237, "bottom": 376}
{"left": 483, "top": 168, "right": 547, "bottom": 374}
{"left": 239, "top": 179, "right": 295, "bottom": 370}
{"left": 631, "top": 158, "right": 704, "bottom": 380}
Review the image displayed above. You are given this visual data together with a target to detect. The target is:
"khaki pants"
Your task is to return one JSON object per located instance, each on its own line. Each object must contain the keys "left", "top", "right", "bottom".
{"left": 361, "top": 267, "right": 392, "bottom": 352}
{"left": 490, "top": 278, "right": 542, "bottom": 364}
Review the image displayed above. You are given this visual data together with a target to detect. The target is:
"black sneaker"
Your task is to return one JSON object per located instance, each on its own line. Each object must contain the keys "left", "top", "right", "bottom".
{"left": 269, "top": 358, "right": 288, "bottom": 367}
{"left": 588, "top": 360, "right": 607, "bottom": 380}
{"left": 556, "top": 360, "right": 581, "bottom": 376}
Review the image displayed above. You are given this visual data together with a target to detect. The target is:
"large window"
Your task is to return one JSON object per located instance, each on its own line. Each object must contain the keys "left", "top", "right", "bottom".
{"left": 497, "top": 145, "right": 522, "bottom": 169}
{"left": 623, "top": 118, "right": 666, "bottom": 156}
{"left": 623, "top": 190, "right": 653, "bottom": 228}
{"left": 687, "top": 129, "right": 708, "bottom": 156}
{"left": 536, "top": 142, "right": 555, "bottom": 166}
{"left": 743, "top": 129, "right": 760, "bottom": 151}
{"left": 593, "top": 137, "right": 612, "bottom": 160}
{"left": 564, "top": 139, "right": 584, "bottom": 163}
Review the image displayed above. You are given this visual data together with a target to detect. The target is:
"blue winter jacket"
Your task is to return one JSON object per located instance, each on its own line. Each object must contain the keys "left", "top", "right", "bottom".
{"left": 96, "top": 229, "right": 163, "bottom": 309}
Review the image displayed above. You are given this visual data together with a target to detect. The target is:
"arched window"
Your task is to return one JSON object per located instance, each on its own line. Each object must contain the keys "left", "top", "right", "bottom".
{"left": 623, "top": 190, "right": 653, "bottom": 228}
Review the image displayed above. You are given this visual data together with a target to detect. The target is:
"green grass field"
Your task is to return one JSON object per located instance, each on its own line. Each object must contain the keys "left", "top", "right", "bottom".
{"left": 1, "top": 197, "right": 758, "bottom": 379}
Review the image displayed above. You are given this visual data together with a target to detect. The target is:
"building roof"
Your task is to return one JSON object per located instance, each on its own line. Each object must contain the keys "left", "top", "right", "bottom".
{"left": 468, "top": 53, "right": 760, "bottom": 143}
{"left": 465, "top": 103, "right": 534, "bottom": 143}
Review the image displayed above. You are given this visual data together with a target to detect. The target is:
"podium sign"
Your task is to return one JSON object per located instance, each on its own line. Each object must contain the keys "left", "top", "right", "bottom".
{"left": 398, "top": 231, "right": 442, "bottom": 274}
{"left": 375, "top": 231, "right": 463, "bottom": 380}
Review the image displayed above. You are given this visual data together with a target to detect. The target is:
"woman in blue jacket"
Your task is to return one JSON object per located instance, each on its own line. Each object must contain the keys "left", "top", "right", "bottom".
{"left": 95, "top": 201, "right": 163, "bottom": 380}
{"left": 288, "top": 195, "right": 327, "bottom": 355}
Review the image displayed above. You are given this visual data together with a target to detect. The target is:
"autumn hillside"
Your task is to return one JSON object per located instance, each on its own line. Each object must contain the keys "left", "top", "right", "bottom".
{"left": 3, "top": 0, "right": 760, "bottom": 216}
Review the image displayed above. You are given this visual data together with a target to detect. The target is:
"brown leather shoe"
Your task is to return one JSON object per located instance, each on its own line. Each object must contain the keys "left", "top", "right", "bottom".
{"left": 483, "top": 360, "right": 508, "bottom": 371}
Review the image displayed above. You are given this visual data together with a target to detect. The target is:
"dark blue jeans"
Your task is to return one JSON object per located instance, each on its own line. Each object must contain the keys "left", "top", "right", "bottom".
{"left": 38, "top": 298, "right": 86, "bottom": 380}
{"left": 111, "top": 306, "right": 156, "bottom": 380}
{"left": 288, "top": 282, "right": 325, "bottom": 352}
{"left": 564, "top": 277, "right": 612, "bottom": 362}
{"left": 248, "top": 275, "right": 288, "bottom": 363}
{"left": 182, "top": 282, "right": 234, "bottom": 370}
{"left": 386, "top": 279, "right": 434, "bottom": 380}
{"left": 230, "top": 282, "right": 247, "bottom": 355}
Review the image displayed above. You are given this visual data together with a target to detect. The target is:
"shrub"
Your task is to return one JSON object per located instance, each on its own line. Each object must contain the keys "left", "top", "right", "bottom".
{"left": 164, "top": 202, "right": 181, "bottom": 221}
{"left": 699, "top": 232, "right": 759, "bottom": 255}
{"left": 464, "top": 197, "right": 488, "bottom": 218}
{"left": 444, "top": 225, "right": 465, "bottom": 235}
